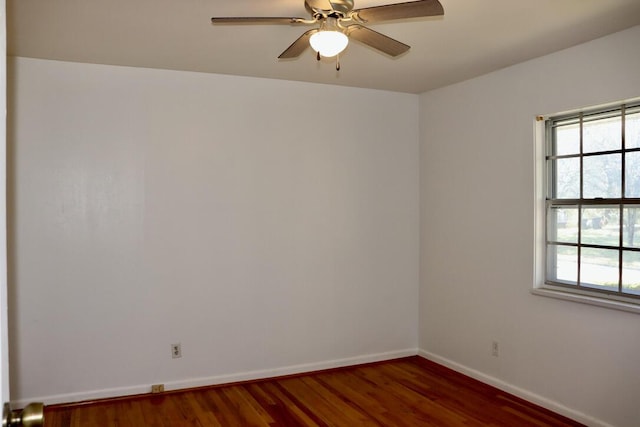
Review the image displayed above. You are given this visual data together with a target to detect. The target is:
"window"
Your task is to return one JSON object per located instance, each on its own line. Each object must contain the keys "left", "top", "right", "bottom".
{"left": 540, "top": 101, "right": 640, "bottom": 310}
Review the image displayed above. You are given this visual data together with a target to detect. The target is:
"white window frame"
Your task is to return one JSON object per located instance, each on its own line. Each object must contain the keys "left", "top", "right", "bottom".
{"left": 533, "top": 99, "right": 640, "bottom": 314}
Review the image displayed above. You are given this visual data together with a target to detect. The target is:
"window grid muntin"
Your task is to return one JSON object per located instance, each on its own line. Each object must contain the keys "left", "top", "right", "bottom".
{"left": 545, "top": 102, "right": 640, "bottom": 300}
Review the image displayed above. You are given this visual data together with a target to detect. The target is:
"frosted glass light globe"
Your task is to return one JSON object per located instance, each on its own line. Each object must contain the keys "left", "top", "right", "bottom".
{"left": 309, "top": 31, "right": 349, "bottom": 58}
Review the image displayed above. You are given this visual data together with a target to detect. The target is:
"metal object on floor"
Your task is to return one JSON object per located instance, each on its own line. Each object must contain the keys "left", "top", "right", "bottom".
{"left": 2, "top": 402, "right": 44, "bottom": 427}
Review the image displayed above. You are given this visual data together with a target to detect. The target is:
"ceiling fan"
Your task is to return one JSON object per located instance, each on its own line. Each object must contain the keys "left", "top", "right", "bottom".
{"left": 211, "top": 0, "right": 444, "bottom": 69}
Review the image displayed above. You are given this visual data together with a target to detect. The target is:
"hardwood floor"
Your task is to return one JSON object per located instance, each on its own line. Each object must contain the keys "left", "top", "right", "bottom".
{"left": 44, "top": 357, "right": 584, "bottom": 426}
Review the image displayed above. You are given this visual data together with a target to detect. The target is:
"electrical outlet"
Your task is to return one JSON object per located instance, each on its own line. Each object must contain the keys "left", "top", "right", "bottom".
{"left": 492, "top": 341, "right": 499, "bottom": 357}
{"left": 171, "top": 343, "right": 182, "bottom": 359}
{"left": 151, "top": 384, "right": 164, "bottom": 393}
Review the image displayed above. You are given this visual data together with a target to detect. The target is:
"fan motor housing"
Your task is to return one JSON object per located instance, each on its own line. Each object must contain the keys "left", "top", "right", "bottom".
{"left": 305, "top": 0, "right": 354, "bottom": 17}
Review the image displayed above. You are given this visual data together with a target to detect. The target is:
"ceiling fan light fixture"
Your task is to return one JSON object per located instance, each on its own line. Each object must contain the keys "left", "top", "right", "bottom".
{"left": 212, "top": 0, "right": 445, "bottom": 61}
{"left": 310, "top": 30, "right": 349, "bottom": 57}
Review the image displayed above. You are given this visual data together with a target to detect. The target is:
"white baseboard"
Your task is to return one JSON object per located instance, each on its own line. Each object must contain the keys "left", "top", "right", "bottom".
{"left": 418, "top": 350, "right": 612, "bottom": 427}
{"left": 13, "top": 348, "right": 419, "bottom": 408}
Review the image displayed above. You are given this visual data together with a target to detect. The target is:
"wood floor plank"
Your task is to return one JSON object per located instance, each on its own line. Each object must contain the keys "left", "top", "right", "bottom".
{"left": 352, "top": 366, "right": 473, "bottom": 426}
{"left": 315, "top": 370, "right": 417, "bottom": 426}
{"left": 43, "top": 357, "right": 585, "bottom": 426}
{"left": 388, "top": 359, "right": 545, "bottom": 426}
{"left": 123, "top": 400, "right": 150, "bottom": 427}
{"left": 278, "top": 377, "right": 350, "bottom": 426}
{"left": 200, "top": 388, "right": 243, "bottom": 426}
{"left": 220, "top": 386, "right": 272, "bottom": 427}
{"left": 299, "top": 376, "right": 378, "bottom": 426}
{"left": 228, "top": 385, "right": 275, "bottom": 424}
{"left": 189, "top": 390, "right": 224, "bottom": 427}
{"left": 256, "top": 381, "right": 322, "bottom": 426}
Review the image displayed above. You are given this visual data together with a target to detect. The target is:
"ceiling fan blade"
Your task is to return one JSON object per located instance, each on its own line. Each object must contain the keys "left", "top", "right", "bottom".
{"left": 278, "top": 29, "right": 318, "bottom": 59}
{"left": 354, "top": 0, "right": 444, "bottom": 23}
{"left": 211, "top": 17, "right": 305, "bottom": 25}
{"left": 346, "top": 25, "right": 409, "bottom": 57}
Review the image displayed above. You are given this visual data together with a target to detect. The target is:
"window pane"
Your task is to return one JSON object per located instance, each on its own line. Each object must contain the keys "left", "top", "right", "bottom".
{"left": 581, "top": 206, "right": 619, "bottom": 246}
{"left": 623, "top": 206, "right": 640, "bottom": 248}
{"left": 548, "top": 206, "right": 578, "bottom": 243}
{"left": 583, "top": 154, "right": 621, "bottom": 198}
{"left": 583, "top": 115, "right": 621, "bottom": 153}
{"left": 580, "top": 247, "right": 619, "bottom": 291}
{"left": 626, "top": 111, "right": 640, "bottom": 149}
{"left": 554, "top": 124, "right": 580, "bottom": 155}
{"left": 622, "top": 251, "right": 640, "bottom": 295}
{"left": 552, "top": 158, "right": 580, "bottom": 199}
{"left": 626, "top": 151, "right": 640, "bottom": 197}
{"left": 545, "top": 103, "right": 640, "bottom": 301}
{"left": 547, "top": 244, "right": 577, "bottom": 285}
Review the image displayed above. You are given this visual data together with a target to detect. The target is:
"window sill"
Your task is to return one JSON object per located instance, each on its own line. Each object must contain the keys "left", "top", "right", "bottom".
{"left": 531, "top": 286, "right": 640, "bottom": 314}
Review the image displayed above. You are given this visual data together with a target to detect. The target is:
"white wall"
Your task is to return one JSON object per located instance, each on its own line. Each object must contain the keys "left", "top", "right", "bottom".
{"left": 7, "top": 58, "right": 420, "bottom": 405}
{"left": 419, "top": 25, "right": 640, "bottom": 427}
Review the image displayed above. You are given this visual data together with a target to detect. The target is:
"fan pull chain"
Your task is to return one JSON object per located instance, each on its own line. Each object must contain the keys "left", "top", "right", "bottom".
{"left": 313, "top": 52, "right": 341, "bottom": 70}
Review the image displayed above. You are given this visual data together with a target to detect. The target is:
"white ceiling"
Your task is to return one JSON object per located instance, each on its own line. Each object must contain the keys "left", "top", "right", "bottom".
{"left": 8, "top": 0, "right": 640, "bottom": 94}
